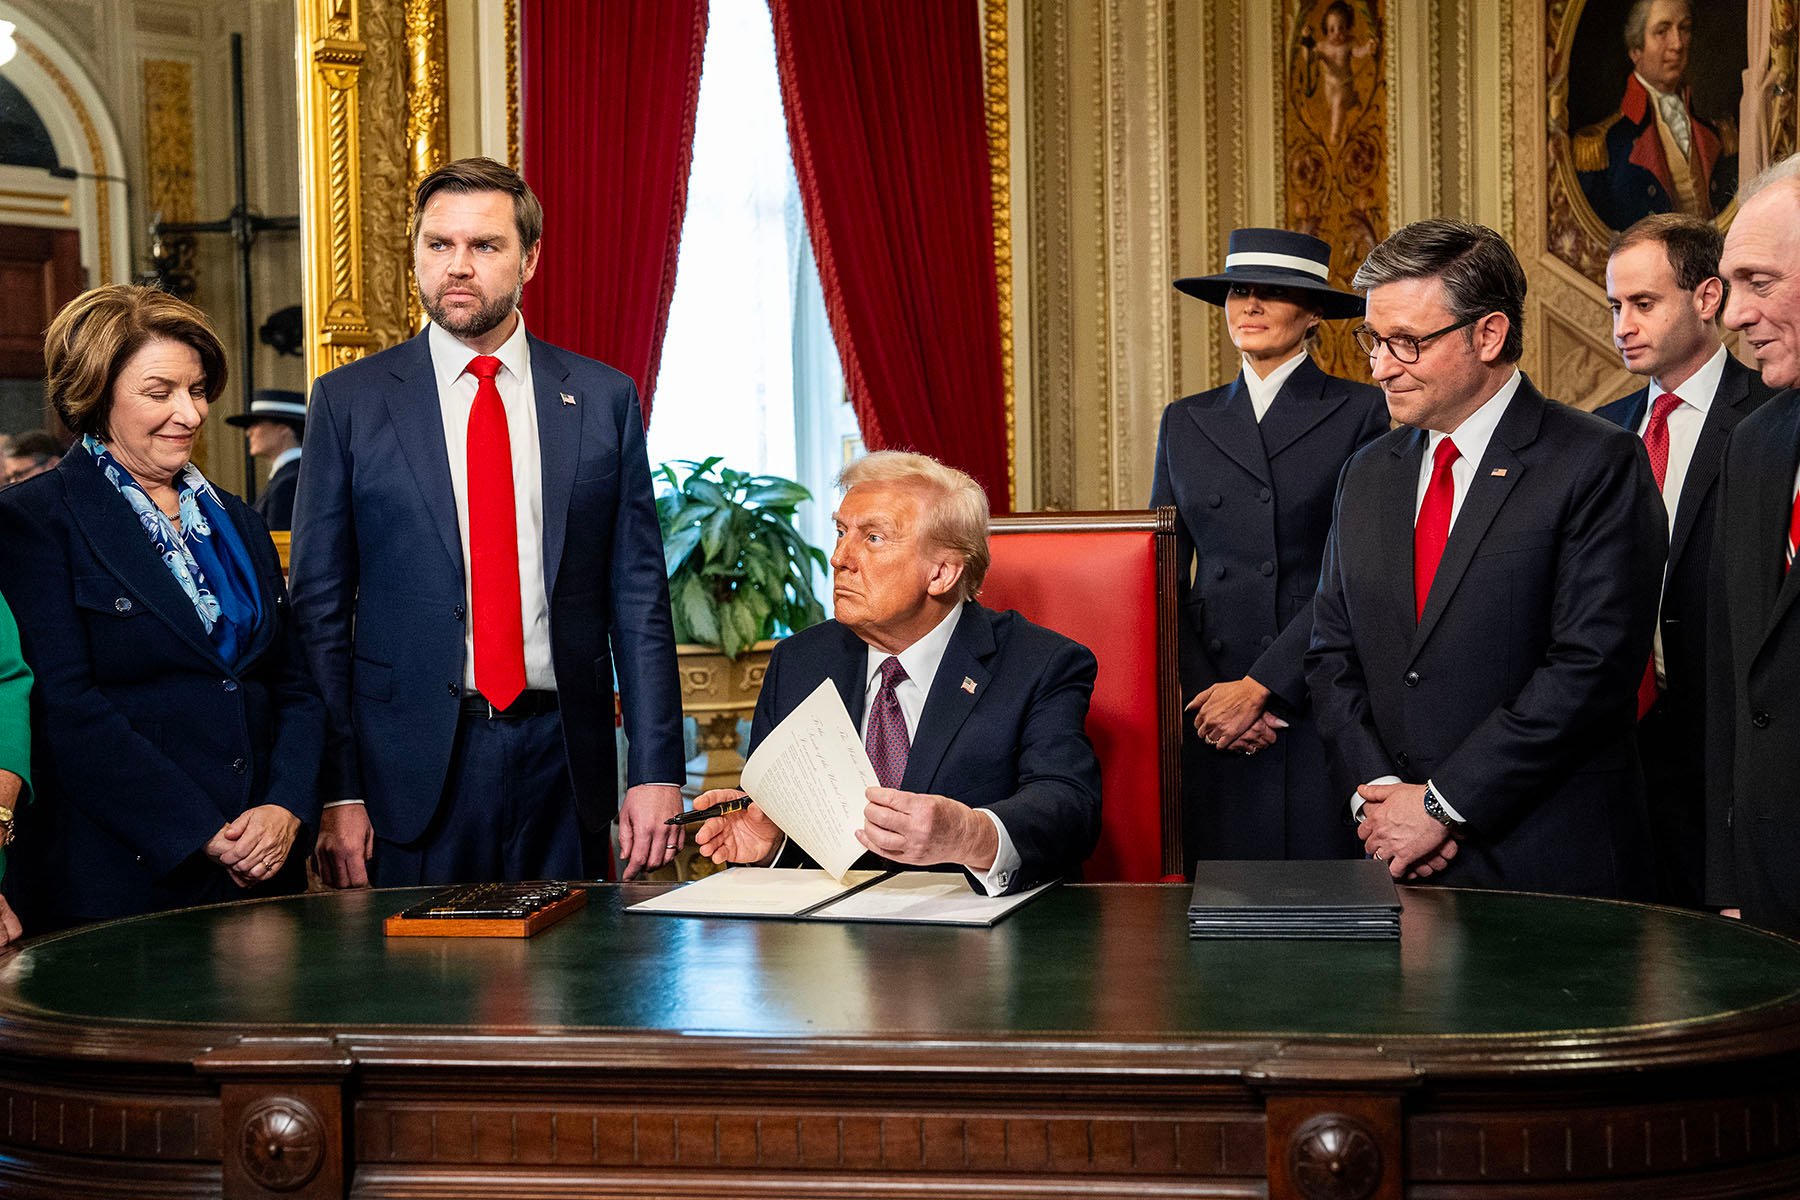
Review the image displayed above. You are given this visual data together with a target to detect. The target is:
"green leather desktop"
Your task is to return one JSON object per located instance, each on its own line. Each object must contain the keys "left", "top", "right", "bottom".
{"left": 1, "top": 884, "right": 1797, "bottom": 1198}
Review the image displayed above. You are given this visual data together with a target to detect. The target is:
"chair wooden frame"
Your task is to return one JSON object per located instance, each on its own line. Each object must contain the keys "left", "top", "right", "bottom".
{"left": 984, "top": 508, "right": 1183, "bottom": 879}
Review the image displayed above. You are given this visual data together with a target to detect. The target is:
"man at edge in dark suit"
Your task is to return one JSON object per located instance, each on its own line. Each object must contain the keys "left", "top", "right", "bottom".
{"left": 289, "top": 158, "right": 685, "bottom": 887}
{"left": 1707, "top": 152, "right": 1800, "bottom": 935}
{"left": 691, "top": 451, "right": 1101, "bottom": 894}
{"left": 1596, "top": 213, "right": 1773, "bottom": 907}
{"left": 1307, "top": 219, "right": 1666, "bottom": 897}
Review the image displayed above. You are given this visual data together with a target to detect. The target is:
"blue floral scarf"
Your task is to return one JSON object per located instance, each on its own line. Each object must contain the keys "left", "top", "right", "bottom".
{"left": 83, "top": 435, "right": 264, "bottom": 666}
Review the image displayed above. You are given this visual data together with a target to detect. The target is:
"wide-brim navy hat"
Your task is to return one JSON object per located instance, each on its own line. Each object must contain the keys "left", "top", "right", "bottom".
{"left": 1174, "top": 227, "right": 1365, "bottom": 320}
{"left": 225, "top": 389, "right": 307, "bottom": 431}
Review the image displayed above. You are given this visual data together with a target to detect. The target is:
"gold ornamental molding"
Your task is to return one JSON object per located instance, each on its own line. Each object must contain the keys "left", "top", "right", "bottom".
{"left": 298, "top": 0, "right": 377, "bottom": 382}
{"left": 403, "top": 0, "right": 449, "bottom": 334}
{"left": 14, "top": 33, "right": 113, "bottom": 283}
{"left": 0, "top": 187, "right": 71, "bottom": 218}
{"left": 982, "top": 0, "right": 1017, "bottom": 511}
{"left": 505, "top": 0, "right": 521, "bottom": 171}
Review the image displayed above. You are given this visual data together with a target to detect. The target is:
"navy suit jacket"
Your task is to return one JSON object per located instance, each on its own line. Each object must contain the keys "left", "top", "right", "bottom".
{"left": 288, "top": 328, "right": 684, "bottom": 844}
{"left": 1306, "top": 378, "right": 1667, "bottom": 897}
{"left": 1596, "top": 356, "right": 1774, "bottom": 745}
{"left": 0, "top": 450, "right": 324, "bottom": 926}
{"left": 254, "top": 454, "right": 299, "bottom": 531}
{"left": 750, "top": 602, "right": 1102, "bottom": 893}
{"left": 1706, "top": 388, "right": 1800, "bottom": 929}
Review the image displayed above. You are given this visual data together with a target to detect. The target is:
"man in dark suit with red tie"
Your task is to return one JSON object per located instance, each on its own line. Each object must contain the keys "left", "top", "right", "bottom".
{"left": 1595, "top": 214, "right": 1774, "bottom": 907}
{"left": 1707, "top": 154, "right": 1800, "bottom": 935}
{"left": 1307, "top": 219, "right": 1667, "bottom": 897}
{"left": 289, "top": 158, "right": 686, "bottom": 887}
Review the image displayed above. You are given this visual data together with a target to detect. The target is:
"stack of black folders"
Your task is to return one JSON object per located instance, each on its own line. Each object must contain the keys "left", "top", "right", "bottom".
{"left": 1187, "top": 860, "right": 1401, "bottom": 940}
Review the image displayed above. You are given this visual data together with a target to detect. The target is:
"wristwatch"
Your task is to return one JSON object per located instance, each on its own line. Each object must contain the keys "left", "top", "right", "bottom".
{"left": 1421, "top": 782, "right": 1457, "bottom": 829}
{"left": 0, "top": 802, "right": 13, "bottom": 847}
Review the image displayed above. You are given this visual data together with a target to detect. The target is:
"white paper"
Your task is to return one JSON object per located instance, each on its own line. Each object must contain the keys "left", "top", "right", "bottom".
{"left": 738, "top": 679, "right": 876, "bottom": 881}
{"left": 817, "top": 872, "right": 1056, "bottom": 926}
{"left": 626, "top": 867, "right": 887, "bottom": 917}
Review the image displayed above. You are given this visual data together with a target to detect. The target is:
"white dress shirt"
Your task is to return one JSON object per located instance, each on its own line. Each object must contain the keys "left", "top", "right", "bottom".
{"left": 268, "top": 446, "right": 303, "bottom": 476}
{"left": 1240, "top": 350, "right": 1310, "bottom": 423}
{"left": 1638, "top": 344, "right": 1726, "bottom": 682}
{"left": 857, "top": 602, "right": 1022, "bottom": 895}
{"left": 1354, "top": 369, "right": 1525, "bottom": 828}
{"left": 426, "top": 319, "right": 557, "bottom": 694}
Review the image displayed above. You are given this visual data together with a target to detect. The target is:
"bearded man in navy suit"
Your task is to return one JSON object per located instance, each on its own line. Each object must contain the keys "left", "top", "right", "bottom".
{"left": 691, "top": 452, "right": 1101, "bottom": 894}
{"left": 289, "top": 158, "right": 685, "bottom": 887}
{"left": 1307, "top": 220, "right": 1666, "bottom": 897}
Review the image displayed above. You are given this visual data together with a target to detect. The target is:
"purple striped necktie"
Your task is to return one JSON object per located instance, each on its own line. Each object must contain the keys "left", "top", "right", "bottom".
{"left": 866, "top": 656, "right": 911, "bottom": 789}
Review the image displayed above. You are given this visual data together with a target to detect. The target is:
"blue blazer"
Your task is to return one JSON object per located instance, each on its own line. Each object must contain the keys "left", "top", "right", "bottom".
{"left": 750, "top": 602, "right": 1102, "bottom": 893}
{"left": 1306, "top": 379, "right": 1667, "bottom": 898}
{"left": 0, "top": 450, "right": 325, "bottom": 927}
{"left": 288, "top": 329, "right": 685, "bottom": 844}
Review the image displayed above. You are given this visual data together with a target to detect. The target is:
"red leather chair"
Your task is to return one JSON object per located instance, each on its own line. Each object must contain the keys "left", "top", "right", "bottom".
{"left": 980, "top": 510, "right": 1182, "bottom": 881}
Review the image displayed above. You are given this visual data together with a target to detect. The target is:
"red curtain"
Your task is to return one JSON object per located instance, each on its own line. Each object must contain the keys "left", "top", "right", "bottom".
{"left": 519, "top": 0, "right": 709, "bottom": 425}
{"left": 768, "top": 0, "right": 1010, "bottom": 511}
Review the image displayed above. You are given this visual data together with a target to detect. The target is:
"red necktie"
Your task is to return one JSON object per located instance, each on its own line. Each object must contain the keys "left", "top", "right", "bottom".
{"left": 1786, "top": 483, "right": 1800, "bottom": 576}
{"left": 466, "top": 355, "right": 526, "bottom": 711}
{"left": 1414, "top": 436, "right": 1460, "bottom": 622}
{"left": 866, "top": 656, "right": 911, "bottom": 789}
{"left": 1634, "top": 394, "right": 1683, "bottom": 717}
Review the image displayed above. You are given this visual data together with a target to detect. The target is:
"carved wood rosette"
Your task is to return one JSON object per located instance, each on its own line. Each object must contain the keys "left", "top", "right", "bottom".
{"left": 1282, "top": 0, "right": 1389, "bottom": 379}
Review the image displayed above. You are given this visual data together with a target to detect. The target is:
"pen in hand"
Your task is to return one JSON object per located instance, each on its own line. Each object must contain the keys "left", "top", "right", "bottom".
{"left": 664, "top": 796, "right": 754, "bottom": 827}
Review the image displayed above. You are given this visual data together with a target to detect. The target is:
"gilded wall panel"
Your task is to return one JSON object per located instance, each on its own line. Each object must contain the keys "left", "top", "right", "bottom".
{"left": 1281, "top": 0, "right": 1388, "bottom": 377}
{"left": 359, "top": 0, "right": 415, "bottom": 353}
{"left": 142, "top": 59, "right": 196, "bottom": 225}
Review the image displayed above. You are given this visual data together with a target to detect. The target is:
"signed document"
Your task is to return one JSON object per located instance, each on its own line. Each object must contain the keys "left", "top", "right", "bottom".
{"left": 738, "top": 679, "right": 876, "bottom": 881}
{"left": 627, "top": 867, "right": 1056, "bottom": 927}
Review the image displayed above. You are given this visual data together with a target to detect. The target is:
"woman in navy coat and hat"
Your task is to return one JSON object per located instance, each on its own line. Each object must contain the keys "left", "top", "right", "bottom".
{"left": 1151, "top": 228, "right": 1388, "bottom": 868}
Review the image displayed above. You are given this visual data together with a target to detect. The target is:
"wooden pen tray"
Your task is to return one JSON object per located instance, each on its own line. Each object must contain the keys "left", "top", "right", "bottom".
{"left": 384, "top": 883, "right": 588, "bottom": 938}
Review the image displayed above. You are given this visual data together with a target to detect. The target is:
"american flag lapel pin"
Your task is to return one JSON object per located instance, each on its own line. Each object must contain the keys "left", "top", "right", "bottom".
{"left": 560, "top": 392, "right": 576, "bottom": 406}
{"left": 1490, "top": 468, "right": 1508, "bottom": 477}
{"left": 961, "top": 676, "right": 977, "bottom": 694}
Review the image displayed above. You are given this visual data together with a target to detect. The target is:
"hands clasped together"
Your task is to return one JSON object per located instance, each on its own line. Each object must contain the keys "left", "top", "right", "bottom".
{"left": 1188, "top": 675, "right": 1288, "bottom": 755}
{"left": 204, "top": 804, "right": 301, "bottom": 889}
{"left": 688, "top": 785, "right": 999, "bottom": 874}
{"left": 1355, "top": 781, "right": 1458, "bottom": 881}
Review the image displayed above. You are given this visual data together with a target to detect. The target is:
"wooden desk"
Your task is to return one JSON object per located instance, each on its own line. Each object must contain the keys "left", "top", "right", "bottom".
{"left": 2, "top": 884, "right": 1798, "bottom": 1199}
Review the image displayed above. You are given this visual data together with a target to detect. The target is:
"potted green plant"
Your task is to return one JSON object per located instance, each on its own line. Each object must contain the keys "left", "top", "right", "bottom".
{"left": 656, "top": 457, "right": 828, "bottom": 659}
{"left": 657, "top": 458, "right": 829, "bottom": 798}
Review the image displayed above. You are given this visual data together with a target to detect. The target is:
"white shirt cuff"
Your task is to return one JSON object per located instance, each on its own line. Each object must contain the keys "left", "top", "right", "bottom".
{"left": 1349, "top": 775, "right": 1402, "bottom": 820}
{"left": 971, "top": 808, "right": 1022, "bottom": 896}
{"left": 1425, "top": 777, "right": 1467, "bottom": 824}
{"left": 322, "top": 799, "right": 365, "bottom": 809}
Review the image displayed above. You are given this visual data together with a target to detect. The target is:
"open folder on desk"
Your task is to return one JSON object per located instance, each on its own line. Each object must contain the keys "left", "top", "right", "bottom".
{"left": 627, "top": 867, "right": 1057, "bottom": 927}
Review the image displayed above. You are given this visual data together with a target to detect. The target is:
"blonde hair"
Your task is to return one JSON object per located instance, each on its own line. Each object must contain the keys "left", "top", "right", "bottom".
{"left": 838, "top": 451, "right": 990, "bottom": 602}
{"left": 44, "top": 285, "right": 227, "bottom": 438}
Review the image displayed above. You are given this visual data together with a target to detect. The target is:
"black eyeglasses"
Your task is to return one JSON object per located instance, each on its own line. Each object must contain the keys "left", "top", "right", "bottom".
{"left": 1353, "top": 316, "right": 1479, "bottom": 363}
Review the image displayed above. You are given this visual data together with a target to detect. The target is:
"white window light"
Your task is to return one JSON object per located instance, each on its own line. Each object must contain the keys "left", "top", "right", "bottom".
{"left": 0, "top": 21, "right": 17, "bottom": 68}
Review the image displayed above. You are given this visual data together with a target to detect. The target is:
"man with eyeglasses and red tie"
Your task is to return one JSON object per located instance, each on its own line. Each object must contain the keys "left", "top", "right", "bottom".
{"left": 1306, "top": 219, "right": 1666, "bottom": 898}
{"left": 1705, "top": 152, "right": 1800, "bottom": 937}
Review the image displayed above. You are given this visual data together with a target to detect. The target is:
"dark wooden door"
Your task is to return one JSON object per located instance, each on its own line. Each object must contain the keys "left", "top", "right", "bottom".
{"left": 0, "top": 224, "right": 82, "bottom": 432}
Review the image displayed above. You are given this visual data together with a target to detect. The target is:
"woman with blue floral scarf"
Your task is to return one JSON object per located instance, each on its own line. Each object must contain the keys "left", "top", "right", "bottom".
{"left": 0, "top": 286, "right": 324, "bottom": 932}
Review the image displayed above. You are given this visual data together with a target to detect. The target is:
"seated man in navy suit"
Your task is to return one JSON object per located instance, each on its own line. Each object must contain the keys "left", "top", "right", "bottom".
{"left": 691, "top": 452, "right": 1101, "bottom": 895}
